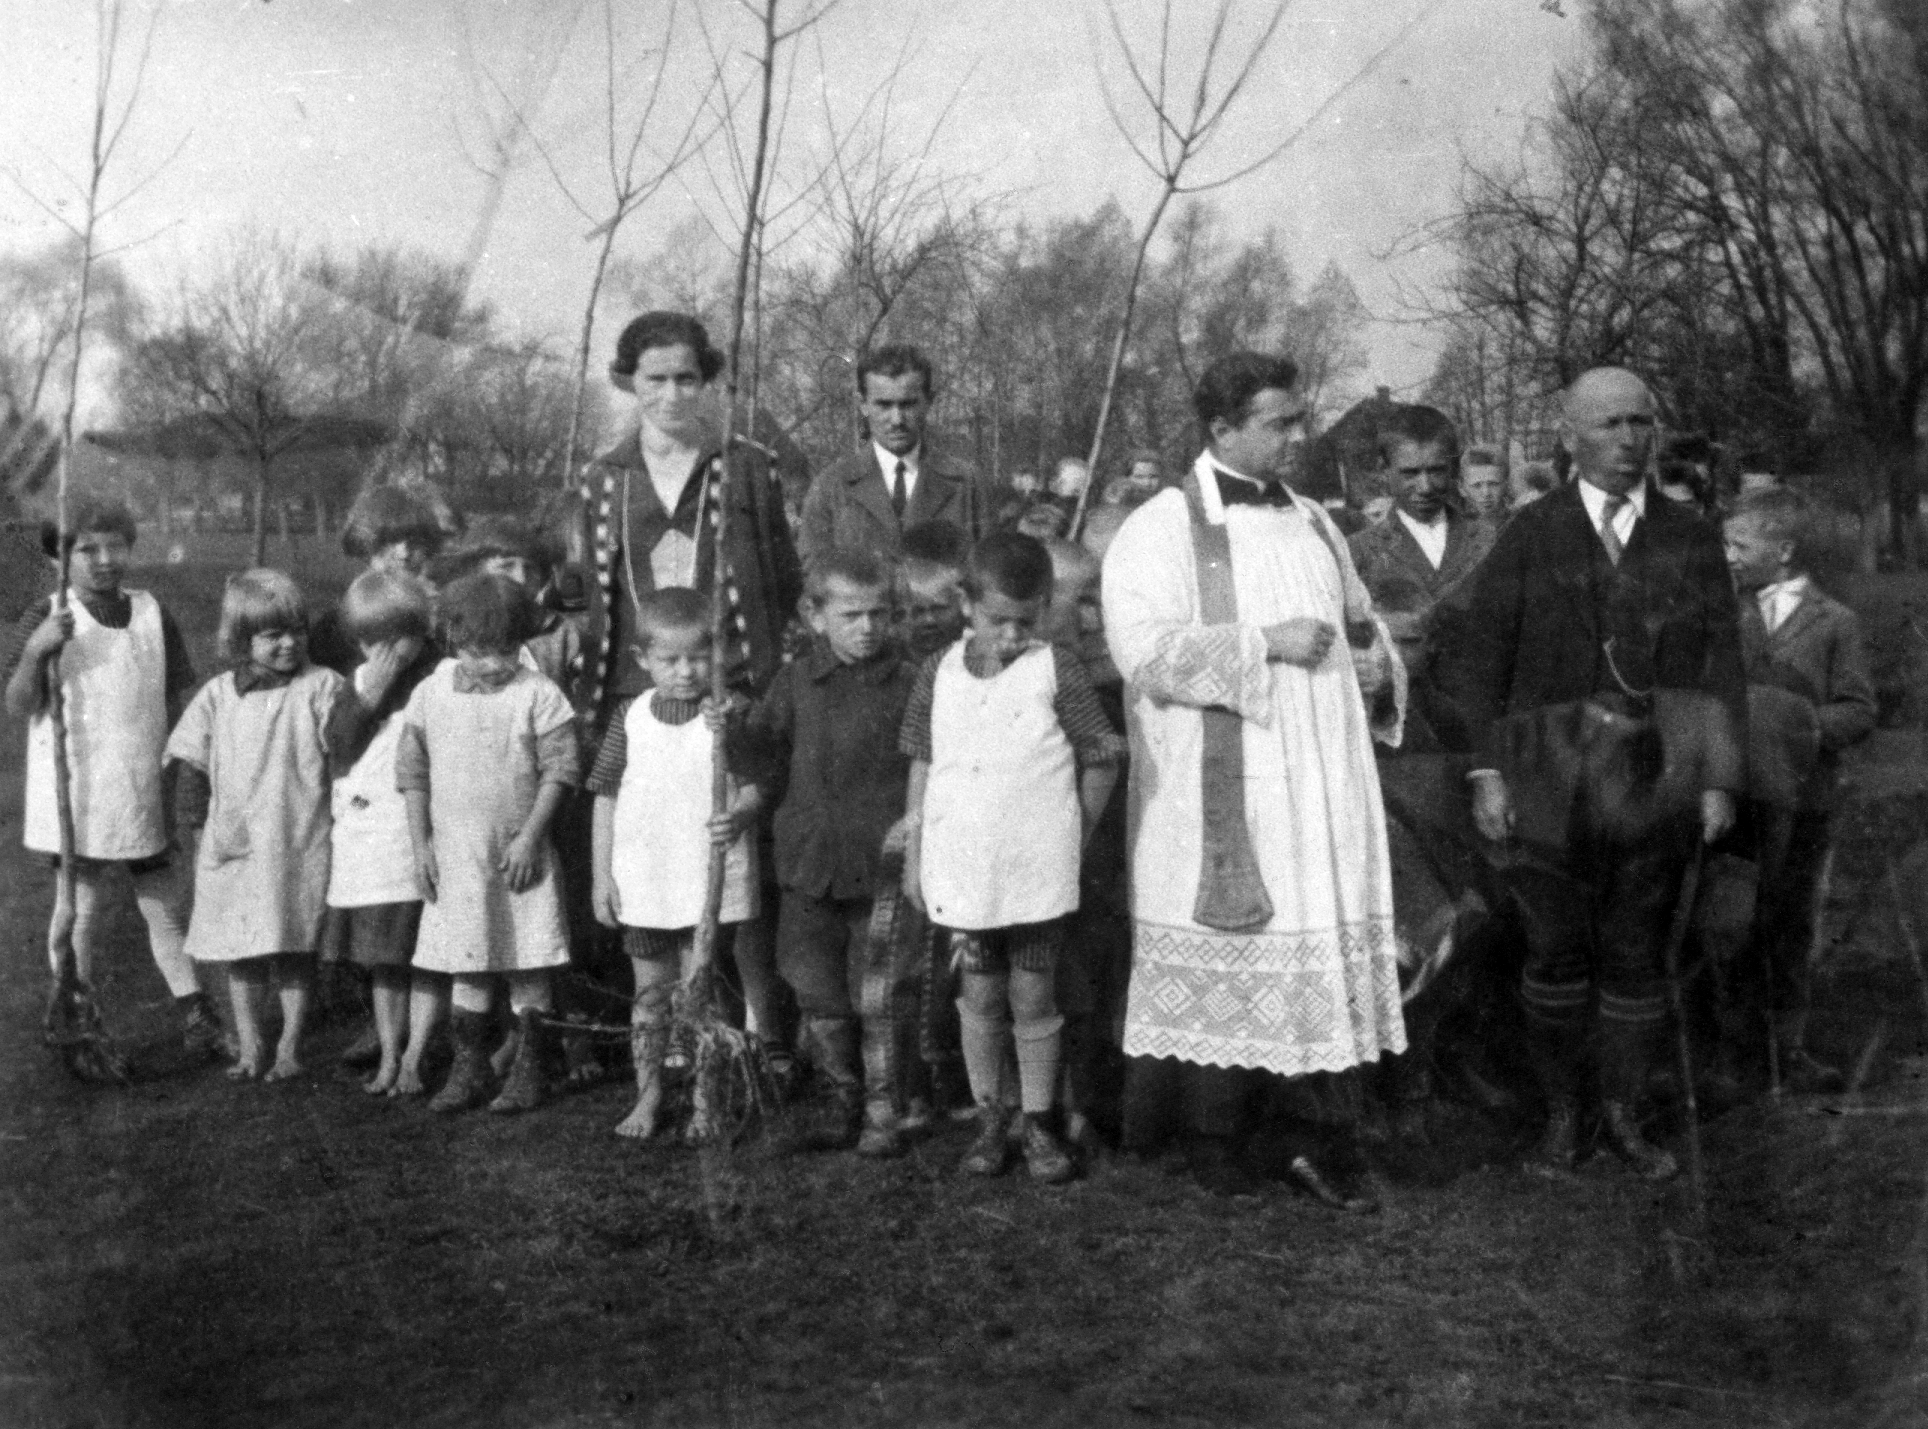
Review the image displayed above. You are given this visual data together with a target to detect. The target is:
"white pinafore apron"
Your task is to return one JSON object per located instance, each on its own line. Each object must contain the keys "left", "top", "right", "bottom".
{"left": 919, "top": 641, "right": 1080, "bottom": 931}
{"left": 610, "top": 697, "right": 757, "bottom": 928}
{"left": 326, "top": 665, "right": 424, "bottom": 908}
{"left": 24, "top": 590, "right": 167, "bottom": 860}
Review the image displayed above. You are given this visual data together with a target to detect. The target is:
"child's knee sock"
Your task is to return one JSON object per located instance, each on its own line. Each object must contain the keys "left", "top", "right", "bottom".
{"left": 507, "top": 973, "right": 553, "bottom": 1016}
{"left": 957, "top": 976, "right": 1010, "bottom": 1107}
{"left": 1012, "top": 1013, "right": 1065, "bottom": 1115}
{"left": 131, "top": 864, "right": 198, "bottom": 999}
{"left": 451, "top": 976, "right": 494, "bottom": 1016}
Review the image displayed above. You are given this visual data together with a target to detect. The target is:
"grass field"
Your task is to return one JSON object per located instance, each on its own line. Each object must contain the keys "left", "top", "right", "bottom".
{"left": 3, "top": 558, "right": 1928, "bottom": 1426}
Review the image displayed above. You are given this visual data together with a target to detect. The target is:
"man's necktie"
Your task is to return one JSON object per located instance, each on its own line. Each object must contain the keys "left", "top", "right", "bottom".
{"left": 892, "top": 460, "right": 908, "bottom": 521}
{"left": 1599, "top": 494, "right": 1628, "bottom": 565}
{"left": 1214, "top": 471, "right": 1293, "bottom": 509}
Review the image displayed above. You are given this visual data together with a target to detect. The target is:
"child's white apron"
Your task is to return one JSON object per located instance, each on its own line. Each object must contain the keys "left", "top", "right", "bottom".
{"left": 327, "top": 664, "right": 424, "bottom": 907}
{"left": 920, "top": 641, "right": 1080, "bottom": 930}
{"left": 610, "top": 697, "right": 757, "bottom": 928}
{"left": 24, "top": 590, "right": 167, "bottom": 861}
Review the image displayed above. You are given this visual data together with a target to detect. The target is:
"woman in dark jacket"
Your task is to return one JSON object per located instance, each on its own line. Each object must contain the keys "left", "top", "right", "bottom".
{"left": 576, "top": 312, "right": 804, "bottom": 727}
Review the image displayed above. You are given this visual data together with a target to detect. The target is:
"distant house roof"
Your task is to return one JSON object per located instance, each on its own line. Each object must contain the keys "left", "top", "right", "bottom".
{"left": 1301, "top": 387, "right": 1400, "bottom": 504}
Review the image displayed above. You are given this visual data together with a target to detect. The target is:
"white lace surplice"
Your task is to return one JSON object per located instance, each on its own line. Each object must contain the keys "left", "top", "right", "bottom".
{"left": 1101, "top": 480, "right": 1407, "bottom": 1076}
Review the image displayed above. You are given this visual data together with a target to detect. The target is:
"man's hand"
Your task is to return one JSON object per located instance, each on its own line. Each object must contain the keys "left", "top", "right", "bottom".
{"left": 1264, "top": 617, "right": 1336, "bottom": 668}
{"left": 23, "top": 607, "right": 74, "bottom": 662}
{"left": 1700, "top": 789, "right": 1736, "bottom": 845}
{"left": 1470, "top": 772, "right": 1514, "bottom": 843}
{"left": 902, "top": 831, "right": 925, "bottom": 914}
{"left": 1351, "top": 642, "right": 1391, "bottom": 699}
{"left": 592, "top": 875, "right": 621, "bottom": 929}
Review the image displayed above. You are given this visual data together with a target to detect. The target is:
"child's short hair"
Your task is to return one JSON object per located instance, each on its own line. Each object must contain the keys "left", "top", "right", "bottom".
{"left": 1375, "top": 404, "right": 1460, "bottom": 466}
{"left": 40, "top": 497, "right": 138, "bottom": 558}
{"left": 455, "top": 513, "right": 563, "bottom": 581}
{"left": 341, "top": 485, "right": 445, "bottom": 561}
{"left": 436, "top": 571, "right": 537, "bottom": 653}
{"left": 1727, "top": 487, "right": 1808, "bottom": 563}
{"left": 634, "top": 586, "right": 709, "bottom": 650}
{"left": 219, "top": 569, "right": 308, "bottom": 663}
{"left": 806, "top": 547, "right": 892, "bottom": 604}
{"left": 340, "top": 569, "right": 434, "bottom": 646}
{"left": 900, "top": 519, "right": 967, "bottom": 570}
{"left": 963, "top": 530, "right": 1053, "bottom": 605}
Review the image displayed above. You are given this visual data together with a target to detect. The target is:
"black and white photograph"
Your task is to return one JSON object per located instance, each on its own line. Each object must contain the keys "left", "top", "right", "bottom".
{"left": 3, "top": 0, "right": 1925, "bottom": 1424}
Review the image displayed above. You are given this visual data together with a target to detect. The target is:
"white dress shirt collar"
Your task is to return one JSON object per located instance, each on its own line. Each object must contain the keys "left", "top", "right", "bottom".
{"left": 873, "top": 443, "right": 920, "bottom": 504}
{"left": 1395, "top": 507, "right": 1449, "bottom": 569}
{"left": 1758, "top": 573, "right": 1810, "bottom": 633}
{"left": 1577, "top": 476, "right": 1647, "bottom": 530}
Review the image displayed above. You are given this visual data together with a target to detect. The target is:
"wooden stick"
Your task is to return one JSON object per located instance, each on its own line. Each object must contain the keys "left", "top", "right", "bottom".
{"left": 1661, "top": 841, "right": 1708, "bottom": 1224}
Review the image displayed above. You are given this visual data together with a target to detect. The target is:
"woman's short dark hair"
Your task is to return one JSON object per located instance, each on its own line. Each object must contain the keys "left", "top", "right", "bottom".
{"left": 436, "top": 571, "right": 537, "bottom": 653}
{"left": 341, "top": 485, "right": 444, "bottom": 561}
{"left": 1193, "top": 352, "right": 1299, "bottom": 433}
{"left": 610, "top": 312, "right": 725, "bottom": 386}
{"left": 962, "top": 530, "right": 1054, "bottom": 605}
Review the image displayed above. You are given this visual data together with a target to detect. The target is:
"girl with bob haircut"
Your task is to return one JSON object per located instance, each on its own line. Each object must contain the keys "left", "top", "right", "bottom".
{"left": 320, "top": 569, "right": 446, "bottom": 1096}
{"left": 167, "top": 569, "right": 345, "bottom": 1080}
{"left": 398, "top": 572, "right": 581, "bottom": 1115}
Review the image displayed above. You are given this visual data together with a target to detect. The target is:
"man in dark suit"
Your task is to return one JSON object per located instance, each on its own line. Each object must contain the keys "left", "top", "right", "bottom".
{"left": 1434, "top": 367, "right": 1746, "bottom": 1179}
{"left": 1348, "top": 406, "right": 1500, "bottom": 1139}
{"left": 798, "top": 345, "right": 988, "bottom": 574}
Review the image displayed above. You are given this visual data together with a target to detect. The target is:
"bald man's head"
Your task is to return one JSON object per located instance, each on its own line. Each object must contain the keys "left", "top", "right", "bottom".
{"left": 1562, "top": 366, "right": 1658, "bottom": 496}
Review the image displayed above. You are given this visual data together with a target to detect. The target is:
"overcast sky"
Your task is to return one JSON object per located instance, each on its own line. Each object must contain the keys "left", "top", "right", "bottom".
{"left": 4, "top": 0, "right": 1585, "bottom": 423}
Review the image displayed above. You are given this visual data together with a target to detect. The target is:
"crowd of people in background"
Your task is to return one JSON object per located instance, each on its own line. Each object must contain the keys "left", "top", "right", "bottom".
{"left": 4, "top": 310, "right": 1875, "bottom": 1215}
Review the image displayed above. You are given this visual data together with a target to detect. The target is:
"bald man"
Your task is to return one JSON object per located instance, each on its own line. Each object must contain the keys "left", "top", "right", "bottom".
{"left": 1434, "top": 367, "right": 1745, "bottom": 1181}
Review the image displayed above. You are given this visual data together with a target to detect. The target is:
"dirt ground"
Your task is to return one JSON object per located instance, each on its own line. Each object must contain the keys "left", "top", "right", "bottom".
{"left": 4, "top": 556, "right": 1928, "bottom": 1427}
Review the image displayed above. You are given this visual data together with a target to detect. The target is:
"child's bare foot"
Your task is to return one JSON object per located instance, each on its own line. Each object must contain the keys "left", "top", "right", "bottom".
{"left": 227, "top": 1050, "right": 267, "bottom": 1081}
{"left": 389, "top": 1064, "right": 427, "bottom": 1097}
{"left": 364, "top": 1062, "right": 399, "bottom": 1095}
{"left": 265, "top": 1050, "right": 305, "bottom": 1082}
{"left": 614, "top": 1087, "right": 663, "bottom": 1140}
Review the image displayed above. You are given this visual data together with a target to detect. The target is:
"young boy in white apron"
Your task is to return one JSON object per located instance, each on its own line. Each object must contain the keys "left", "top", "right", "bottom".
{"left": 3, "top": 500, "right": 222, "bottom": 1060}
{"left": 900, "top": 531, "right": 1122, "bottom": 1184}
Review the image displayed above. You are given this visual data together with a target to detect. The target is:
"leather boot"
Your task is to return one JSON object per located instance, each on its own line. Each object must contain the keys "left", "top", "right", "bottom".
{"left": 1773, "top": 1011, "right": 1845, "bottom": 1094}
{"left": 857, "top": 1014, "right": 907, "bottom": 1158}
{"left": 1525, "top": 1021, "right": 1581, "bottom": 1171}
{"left": 961, "top": 1100, "right": 1011, "bottom": 1176}
{"left": 490, "top": 1009, "right": 548, "bottom": 1114}
{"left": 1530, "top": 1098, "right": 1579, "bottom": 1172}
{"left": 430, "top": 1010, "right": 493, "bottom": 1114}
{"left": 804, "top": 1017, "right": 862, "bottom": 1150}
{"left": 1601, "top": 1099, "right": 1677, "bottom": 1180}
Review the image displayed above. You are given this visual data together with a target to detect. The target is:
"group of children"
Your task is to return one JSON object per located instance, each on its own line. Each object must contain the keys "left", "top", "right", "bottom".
{"left": 6, "top": 486, "right": 1131, "bottom": 1185}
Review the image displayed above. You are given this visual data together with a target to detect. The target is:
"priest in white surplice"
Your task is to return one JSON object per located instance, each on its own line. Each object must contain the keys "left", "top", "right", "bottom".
{"left": 1102, "top": 351, "right": 1407, "bottom": 1208}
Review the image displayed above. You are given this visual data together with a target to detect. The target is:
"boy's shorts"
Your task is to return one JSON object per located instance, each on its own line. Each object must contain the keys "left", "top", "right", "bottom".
{"left": 947, "top": 918, "right": 1067, "bottom": 976}
{"left": 625, "top": 925, "right": 743, "bottom": 962}
{"left": 41, "top": 850, "right": 172, "bottom": 875}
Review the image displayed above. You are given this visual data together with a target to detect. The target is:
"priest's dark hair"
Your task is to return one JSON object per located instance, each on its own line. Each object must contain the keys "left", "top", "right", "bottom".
{"left": 962, "top": 529, "right": 1053, "bottom": 605}
{"left": 436, "top": 571, "right": 538, "bottom": 654}
{"left": 856, "top": 344, "right": 935, "bottom": 400}
{"left": 1193, "top": 351, "right": 1299, "bottom": 435}
{"left": 1374, "top": 404, "right": 1461, "bottom": 465}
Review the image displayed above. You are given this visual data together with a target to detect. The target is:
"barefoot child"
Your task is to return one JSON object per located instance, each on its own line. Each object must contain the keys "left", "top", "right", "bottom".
{"left": 166, "top": 570, "right": 343, "bottom": 1079}
{"left": 3, "top": 499, "right": 221, "bottom": 1058}
{"left": 398, "top": 573, "right": 580, "bottom": 1115}
{"left": 588, "top": 587, "right": 761, "bottom": 1140}
{"left": 901, "top": 531, "right": 1122, "bottom": 1183}
{"left": 732, "top": 549, "right": 917, "bottom": 1155}
{"left": 319, "top": 570, "right": 441, "bottom": 1095}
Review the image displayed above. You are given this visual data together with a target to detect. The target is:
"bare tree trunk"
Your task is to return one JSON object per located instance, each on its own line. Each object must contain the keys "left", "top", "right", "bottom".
{"left": 252, "top": 453, "right": 269, "bottom": 566}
